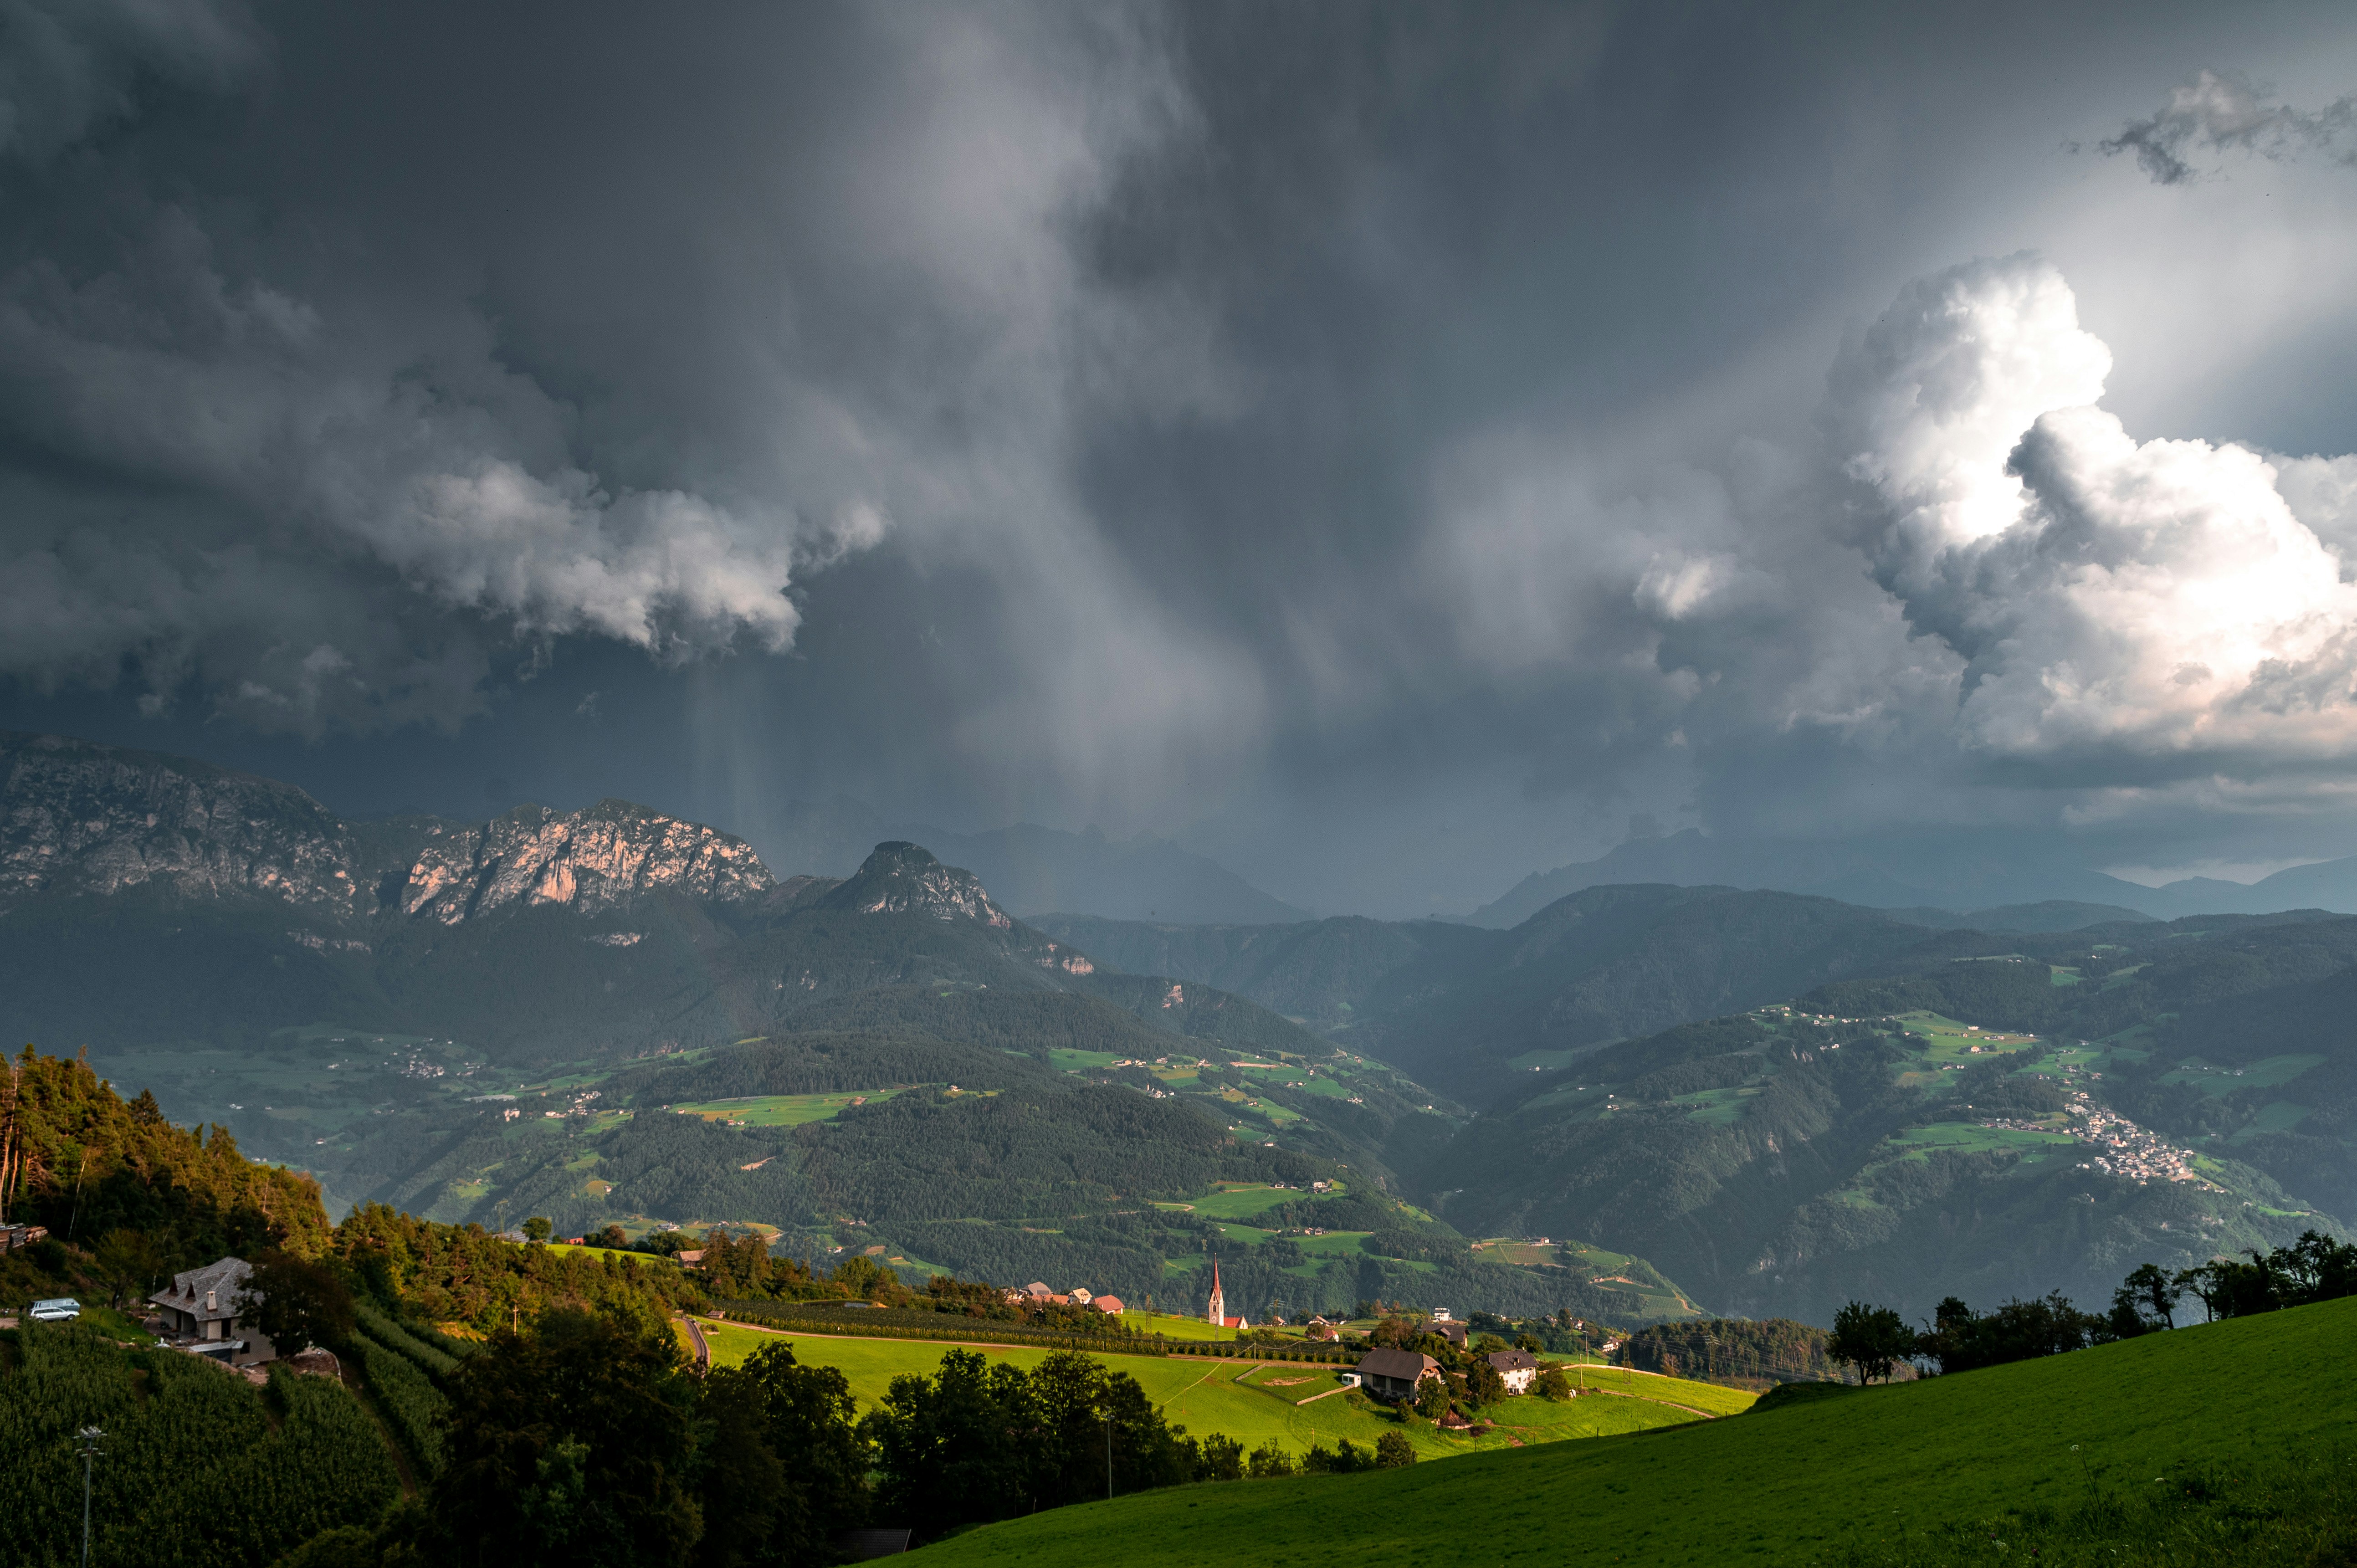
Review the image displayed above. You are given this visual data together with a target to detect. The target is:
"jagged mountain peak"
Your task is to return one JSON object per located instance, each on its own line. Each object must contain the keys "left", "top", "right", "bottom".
{"left": 395, "top": 798, "right": 774, "bottom": 924}
{"left": 1, "top": 728, "right": 356, "bottom": 910}
{"left": 820, "top": 841, "right": 1015, "bottom": 927}
{"left": 0, "top": 731, "right": 779, "bottom": 922}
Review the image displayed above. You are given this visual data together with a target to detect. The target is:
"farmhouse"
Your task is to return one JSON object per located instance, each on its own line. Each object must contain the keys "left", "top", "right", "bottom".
{"left": 1428, "top": 1320, "right": 1469, "bottom": 1349}
{"left": 149, "top": 1256, "right": 277, "bottom": 1367}
{"left": 1486, "top": 1347, "right": 1539, "bottom": 1394}
{"left": 1357, "top": 1347, "right": 1440, "bottom": 1403}
{"left": 1090, "top": 1295, "right": 1125, "bottom": 1315}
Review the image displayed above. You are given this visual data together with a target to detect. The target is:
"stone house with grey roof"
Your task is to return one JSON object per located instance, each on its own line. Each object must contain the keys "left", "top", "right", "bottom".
{"left": 149, "top": 1257, "right": 277, "bottom": 1367}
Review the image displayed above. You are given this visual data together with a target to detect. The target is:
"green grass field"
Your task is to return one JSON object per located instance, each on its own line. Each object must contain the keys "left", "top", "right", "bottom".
{"left": 688, "top": 1321, "right": 1740, "bottom": 1461}
{"left": 2230, "top": 1100, "right": 2316, "bottom": 1143}
{"left": 666, "top": 1088, "right": 920, "bottom": 1126}
{"left": 915, "top": 1296, "right": 2357, "bottom": 1567}
{"left": 1887, "top": 1120, "right": 2080, "bottom": 1161}
{"left": 2158, "top": 1054, "right": 2325, "bottom": 1096}
{"left": 1148, "top": 1182, "right": 1315, "bottom": 1220}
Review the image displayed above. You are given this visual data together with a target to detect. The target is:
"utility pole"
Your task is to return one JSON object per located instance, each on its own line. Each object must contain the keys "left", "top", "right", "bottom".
{"left": 77, "top": 1425, "right": 103, "bottom": 1568}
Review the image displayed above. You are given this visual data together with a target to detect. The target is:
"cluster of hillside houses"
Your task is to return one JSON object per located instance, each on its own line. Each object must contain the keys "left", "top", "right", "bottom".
{"left": 1006, "top": 1280, "right": 1127, "bottom": 1315}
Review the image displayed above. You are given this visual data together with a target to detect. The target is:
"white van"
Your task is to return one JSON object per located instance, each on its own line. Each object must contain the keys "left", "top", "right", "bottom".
{"left": 28, "top": 1297, "right": 82, "bottom": 1322}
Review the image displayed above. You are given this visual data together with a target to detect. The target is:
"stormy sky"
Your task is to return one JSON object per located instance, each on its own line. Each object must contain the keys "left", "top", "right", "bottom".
{"left": 5, "top": 0, "right": 2357, "bottom": 916}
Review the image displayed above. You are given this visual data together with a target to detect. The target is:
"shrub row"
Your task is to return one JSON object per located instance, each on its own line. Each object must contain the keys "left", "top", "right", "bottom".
{"left": 346, "top": 1331, "right": 448, "bottom": 1478}
{"left": 719, "top": 1303, "right": 1171, "bottom": 1355}
{"left": 353, "top": 1298, "right": 461, "bottom": 1378}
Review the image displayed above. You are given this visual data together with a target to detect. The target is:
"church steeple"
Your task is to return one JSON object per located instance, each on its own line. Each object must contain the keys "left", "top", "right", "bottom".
{"left": 1206, "top": 1260, "right": 1227, "bottom": 1326}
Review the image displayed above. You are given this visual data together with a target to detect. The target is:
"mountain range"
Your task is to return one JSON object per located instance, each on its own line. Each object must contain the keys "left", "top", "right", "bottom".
{"left": 6, "top": 728, "right": 2355, "bottom": 1327}
{"left": 1469, "top": 827, "right": 2357, "bottom": 927}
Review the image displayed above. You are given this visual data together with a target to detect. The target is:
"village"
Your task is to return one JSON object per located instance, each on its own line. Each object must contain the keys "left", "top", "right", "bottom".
{"left": 2062, "top": 1094, "right": 2214, "bottom": 1187}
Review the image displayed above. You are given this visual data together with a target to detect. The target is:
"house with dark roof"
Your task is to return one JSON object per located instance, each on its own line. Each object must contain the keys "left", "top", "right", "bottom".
{"left": 1428, "top": 1320, "right": 1469, "bottom": 1349}
{"left": 149, "top": 1257, "right": 277, "bottom": 1367}
{"left": 1486, "top": 1346, "right": 1540, "bottom": 1394}
{"left": 1356, "top": 1347, "right": 1440, "bottom": 1403}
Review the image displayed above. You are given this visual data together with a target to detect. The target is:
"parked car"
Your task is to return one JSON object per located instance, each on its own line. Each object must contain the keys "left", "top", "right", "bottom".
{"left": 29, "top": 1297, "right": 82, "bottom": 1322}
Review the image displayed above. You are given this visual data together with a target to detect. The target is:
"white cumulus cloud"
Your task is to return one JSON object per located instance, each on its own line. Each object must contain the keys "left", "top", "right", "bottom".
{"left": 1833, "top": 253, "right": 2357, "bottom": 770}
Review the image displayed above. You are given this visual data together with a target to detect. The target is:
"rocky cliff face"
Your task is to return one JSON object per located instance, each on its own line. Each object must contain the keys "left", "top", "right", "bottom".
{"left": 0, "top": 731, "right": 360, "bottom": 911}
{"left": 0, "top": 731, "right": 777, "bottom": 923}
{"left": 397, "top": 800, "right": 774, "bottom": 923}
{"left": 819, "top": 841, "right": 1017, "bottom": 926}
{"left": 811, "top": 841, "right": 1106, "bottom": 975}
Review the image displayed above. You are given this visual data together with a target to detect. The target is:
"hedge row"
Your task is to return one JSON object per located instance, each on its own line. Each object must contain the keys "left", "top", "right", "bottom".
{"left": 717, "top": 1304, "right": 1171, "bottom": 1355}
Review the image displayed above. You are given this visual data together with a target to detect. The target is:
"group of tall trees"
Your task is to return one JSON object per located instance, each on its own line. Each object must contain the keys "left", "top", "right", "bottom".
{"left": 0, "top": 1047, "right": 329, "bottom": 1303}
{"left": 369, "top": 1311, "right": 868, "bottom": 1568}
{"left": 1828, "top": 1230, "right": 2357, "bottom": 1384}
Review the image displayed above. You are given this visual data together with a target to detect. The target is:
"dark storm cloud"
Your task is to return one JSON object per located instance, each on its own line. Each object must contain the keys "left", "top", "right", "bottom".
{"left": 6, "top": 0, "right": 2357, "bottom": 912}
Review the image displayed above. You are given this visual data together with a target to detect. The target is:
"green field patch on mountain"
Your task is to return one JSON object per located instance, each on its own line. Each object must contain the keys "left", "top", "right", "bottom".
{"left": 1148, "top": 1182, "right": 1321, "bottom": 1220}
{"left": 1886, "top": 1121, "right": 2080, "bottom": 1162}
{"left": 919, "top": 1296, "right": 2357, "bottom": 1568}
{"left": 1671, "top": 1084, "right": 1762, "bottom": 1124}
{"left": 1047, "top": 1048, "right": 1122, "bottom": 1072}
{"left": 666, "top": 1087, "right": 923, "bottom": 1126}
{"left": 1290, "top": 1230, "right": 1374, "bottom": 1260}
{"left": 2230, "top": 1100, "right": 2316, "bottom": 1144}
{"left": 2158, "top": 1053, "right": 2324, "bottom": 1096}
{"left": 1891, "top": 1010, "right": 2044, "bottom": 1057}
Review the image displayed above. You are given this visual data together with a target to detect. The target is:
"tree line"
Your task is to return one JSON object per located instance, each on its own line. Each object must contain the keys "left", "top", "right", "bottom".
{"left": 1826, "top": 1230, "right": 2357, "bottom": 1383}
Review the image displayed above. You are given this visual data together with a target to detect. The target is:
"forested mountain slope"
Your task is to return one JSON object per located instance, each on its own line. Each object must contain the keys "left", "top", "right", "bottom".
{"left": 1053, "top": 888, "right": 1937, "bottom": 1099}
{"left": 1421, "top": 908, "right": 2357, "bottom": 1322}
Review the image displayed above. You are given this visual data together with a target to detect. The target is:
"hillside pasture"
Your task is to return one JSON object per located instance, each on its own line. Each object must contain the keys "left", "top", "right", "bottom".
{"left": 688, "top": 1321, "right": 1735, "bottom": 1461}
{"left": 1148, "top": 1182, "right": 1316, "bottom": 1220}
{"left": 666, "top": 1088, "right": 919, "bottom": 1126}
{"left": 2159, "top": 1053, "right": 2324, "bottom": 1096}
{"left": 914, "top": 1293, "right": 2357, "bottom": 1568}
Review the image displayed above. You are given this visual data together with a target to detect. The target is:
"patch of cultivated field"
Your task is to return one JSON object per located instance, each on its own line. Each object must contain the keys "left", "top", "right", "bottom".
{"left": 666, "top": 1088, "right": 917, "bottom": 1126}
{"left": 1148, "top": 1183, "right": 1314, "bottom": 1220}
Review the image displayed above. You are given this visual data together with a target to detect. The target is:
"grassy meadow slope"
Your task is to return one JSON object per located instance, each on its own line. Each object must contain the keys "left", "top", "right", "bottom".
{"left": 918, "top": 1296, "right": 2357, "bottom": 1567}
{"left": 689, "top": 1320, "right": 1741, "bottom": 1462}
